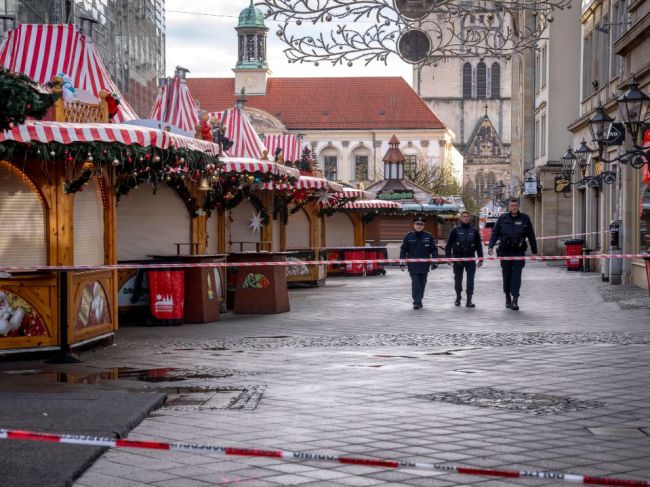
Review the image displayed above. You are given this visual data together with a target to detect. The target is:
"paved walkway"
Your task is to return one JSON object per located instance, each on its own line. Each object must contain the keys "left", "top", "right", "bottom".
{"left": 13, "top": 263, "right": 650, "bottom": 486}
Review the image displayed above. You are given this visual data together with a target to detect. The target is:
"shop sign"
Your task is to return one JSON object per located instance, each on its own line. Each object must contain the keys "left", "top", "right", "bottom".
{"left": 377, "top": 191, "right": 414, "bottom": 200}
{"left": 554, "top": 176, "right": 571, "bottom": 193}
{"left": 605, "top": 123, "right": 625, "bottom": 146}
{"left": 523, "top": 179, "right": 538, "bottom": 195}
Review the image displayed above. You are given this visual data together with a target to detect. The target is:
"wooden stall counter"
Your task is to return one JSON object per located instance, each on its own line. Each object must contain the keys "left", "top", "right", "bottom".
{"left": 149, "top": 255, "right": 226, "bottom": 323}
{"left": 227, "top": 252, "right": 292, "bottom": 314}
{"left": 286, "top": 249, "right": 327, "bottom": 288}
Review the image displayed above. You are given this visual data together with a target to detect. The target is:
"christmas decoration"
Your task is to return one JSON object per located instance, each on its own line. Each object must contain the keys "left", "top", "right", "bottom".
{"left": 0, "top": 68, "right": 59, "bottom": 131}
{"left": 249, "top": 211, "right": 265, "bottom": 233}
{"left": 106, "top": 93, "right": 121, "bottom": 120}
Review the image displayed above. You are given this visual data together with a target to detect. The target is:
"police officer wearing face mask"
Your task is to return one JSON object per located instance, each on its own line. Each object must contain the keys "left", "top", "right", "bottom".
{"left": 488, "top": 198, "right": 537, "bottom": 311}
{"left": 445, "top": 210, "right": 483, "bottom": 308}
{"left": 400, "top": 217, "right": 438, "bottom": 309}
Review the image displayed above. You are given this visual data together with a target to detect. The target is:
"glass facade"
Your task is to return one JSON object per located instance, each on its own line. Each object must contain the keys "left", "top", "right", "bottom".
{"left": 0, "top": 0, "right": 165, "bottom": 117}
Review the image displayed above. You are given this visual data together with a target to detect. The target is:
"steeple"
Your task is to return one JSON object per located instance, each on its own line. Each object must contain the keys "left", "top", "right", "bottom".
{"left": 233, "top": 0, "right": 271, "bottom": 95}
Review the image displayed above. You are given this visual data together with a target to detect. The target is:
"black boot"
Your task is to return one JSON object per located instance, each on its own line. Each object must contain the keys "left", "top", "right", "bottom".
{"left": 505, "top": 294, "right": 512, "bottom": 309}
{"left": 455, "top": 292, "right": 461, "bottom": 307}
{"left": 466, "top": 294, "right": 475, "bottom": 308}
{"left": 511, "top": 296, "right": 519, "bottom": 311}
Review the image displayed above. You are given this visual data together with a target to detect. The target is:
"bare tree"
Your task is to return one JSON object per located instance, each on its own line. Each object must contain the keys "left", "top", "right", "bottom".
{"left": 405, "top": 156, "right": 461, "bottom": 196}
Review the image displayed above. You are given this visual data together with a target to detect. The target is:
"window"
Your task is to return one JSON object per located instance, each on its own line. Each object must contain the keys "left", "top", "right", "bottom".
{"left": 534, "top": 118, "right": 540, "bottom": 159}
{"left": 611, "top": 2, "right": 623, "bottom": 78}
{"left": 600, "top": 15, "right": 610, "bottom": 85}
{"left": 490, "top": 62, "right": 500, "bottom": 98}
{"left": 535, "top": 52, "right": 541, "bottom": 93}
{"left": 462, "top": 62, "right": 472, "bottom": 99}
{"left": 640, "top": 177, "right": 650, "bottom": 252}
{"left": 540, "top": 114, "right": 547, "bottom": 156}
{"left": 404, "top": 154, "right": 417, "bottom": 179}
{"left": 582, "top": 33, "right": 593, "bottom": 98}
{"left": 541, "top": 45, "right": 547, "bottom": 89}
{"left": 476, "top": 62, "right": 487, "bottom": 99}
{"left": 354, "top": 155, "right": 368, "bottom": 181}
{"left": 324, "top": 156, "right": 338, "bottom": 180}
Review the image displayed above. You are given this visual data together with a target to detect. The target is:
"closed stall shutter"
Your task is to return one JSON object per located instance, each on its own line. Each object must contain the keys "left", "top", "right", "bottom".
{"left": 326, "top": 212, "right": 355, "bottom": 247}
{"left": 228, "top": 199, "right": 260, "bottom": 252}
{"left": 117, "top": 186, "right": 190, "bottom": 260}
{"left": 206, "top": 212, "right": 219, "bottom": 255}
{"left": 286, "top": 209, "right": 310, "bottom": 249}
{"left": 0, "top": 167, "right": 47, "bottom": 266}
{"left": 73, "top": 179, "right": 105, "bottom": 266}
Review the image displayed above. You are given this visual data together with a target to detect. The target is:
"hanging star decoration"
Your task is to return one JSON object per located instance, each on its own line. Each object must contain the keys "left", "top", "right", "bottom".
{"left": 249, "top": 211, "right": 264, "bottom": 233}
{"left": 315, "top": 189, "right": 334, "bottom": 207}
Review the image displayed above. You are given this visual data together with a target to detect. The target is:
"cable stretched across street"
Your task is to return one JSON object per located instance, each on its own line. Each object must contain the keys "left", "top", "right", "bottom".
{"left": 0, "top": 428, "right": 648, "bottom": 486}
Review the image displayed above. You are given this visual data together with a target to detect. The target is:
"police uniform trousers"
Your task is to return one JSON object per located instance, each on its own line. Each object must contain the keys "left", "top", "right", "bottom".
{"left": 453, "top": 261, "right": 476, "bottom": 296}
{"left": 500, "top": 257, "right": 525, "bottom": 297}
{"left": 409, "top": 272, "right": 428, "bottom": 306}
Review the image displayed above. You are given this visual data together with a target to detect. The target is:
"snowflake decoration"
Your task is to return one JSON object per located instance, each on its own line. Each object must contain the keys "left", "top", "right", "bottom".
{"left": 249, "top": 211, "right": 264, "bottom": 233}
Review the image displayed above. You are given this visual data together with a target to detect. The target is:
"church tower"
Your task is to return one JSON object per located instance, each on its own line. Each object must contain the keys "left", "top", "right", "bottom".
{"left": 233, "top": 0, "right": 271, "bottom": 95}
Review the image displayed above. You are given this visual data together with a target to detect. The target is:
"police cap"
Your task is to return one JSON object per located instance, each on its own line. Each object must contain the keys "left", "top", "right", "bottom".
{"left": 412, "top": 217, "right": 425, "bottom": 224}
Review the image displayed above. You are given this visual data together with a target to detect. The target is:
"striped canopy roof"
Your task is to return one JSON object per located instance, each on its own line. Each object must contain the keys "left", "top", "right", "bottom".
{"left": 0, "top": 24, "right": 138, "bottom": 122}
{"left": 263, "top": 134, "right": 303, "bottom": 162}
{"left": 149, "top": 77, "right": 199, "bottom": 135}
{"left": 263, "top": 175, "right": 343, "bottom": 193}
{"left": 209, "top": 109, "right": 268, "bottom": 159}
{"left": 342, "top": 200, "right": 401, "bottom": 209}
{"left": 0, "top": 121, "right": 220, "bottom": 154}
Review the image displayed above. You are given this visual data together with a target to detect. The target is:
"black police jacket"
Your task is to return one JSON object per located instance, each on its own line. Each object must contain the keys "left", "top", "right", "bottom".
{"left": 488, "top": 212, "right": 538, "bottom": 256}
{"left": 400, "top": 230, "right": 438, "bottom": 273}
{"left": 445, "top": 223, "right": 484, "bottom": 258}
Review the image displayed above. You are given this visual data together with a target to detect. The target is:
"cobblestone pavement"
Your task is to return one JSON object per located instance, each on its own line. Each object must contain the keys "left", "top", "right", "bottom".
{"left": 63, "top": 263, "right": 650, "bottom": 486}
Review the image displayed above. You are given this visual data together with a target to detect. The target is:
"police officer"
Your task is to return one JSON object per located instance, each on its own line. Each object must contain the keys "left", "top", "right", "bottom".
{"left": 488, "top": 198, "right": 537, "bottom": 311}
{"left": 445, "top": 210, "right": 483, "bottom": 308}
{"left": 400, "top": 217, "right": 438, "bottom": 309}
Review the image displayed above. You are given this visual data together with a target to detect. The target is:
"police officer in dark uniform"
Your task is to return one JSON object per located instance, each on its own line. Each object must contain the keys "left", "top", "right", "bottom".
{"left": 488, "top": 198, "right": 537, "bottom": 311}
{"left": 445, "top": 210, "right": 483, "bottom": 308}
{"left": 400, "top": 216, "right": 438, "bottom": 309}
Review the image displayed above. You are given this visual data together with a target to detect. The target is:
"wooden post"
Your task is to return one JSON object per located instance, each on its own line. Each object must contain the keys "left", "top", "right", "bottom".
{"left": 351, "top": 213, "right": 364, "bottom": 247}
{"left": 217, "top": 208, "right": 227, "bottom": 254}
{"left": 308, "top": 203, "right": 320, "bottom": 250}
{"left": 260, "top": 191, "right": 273, "bottom": 251}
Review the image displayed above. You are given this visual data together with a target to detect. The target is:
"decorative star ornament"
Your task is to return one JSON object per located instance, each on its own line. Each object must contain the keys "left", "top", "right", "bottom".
{"left": 315, "top": 189, "right": 334, "bottom": 207}
{"left": 249, "top": 211, "right": 264, "bottom": 233}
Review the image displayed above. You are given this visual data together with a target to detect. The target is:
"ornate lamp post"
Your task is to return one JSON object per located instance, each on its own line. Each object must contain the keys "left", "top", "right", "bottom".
{"left": 560, "top": 141, "right": 616, "bottom": 188}
{"left": 492, "top": 180, "right": 507, "bottom": 208}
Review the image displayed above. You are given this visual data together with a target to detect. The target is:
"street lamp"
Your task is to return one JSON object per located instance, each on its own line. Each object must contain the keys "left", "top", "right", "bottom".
{"left": 616, "top": 77, "right": 650, "bottom": 144}
{"left": 492, "top": 180, "right": 507, "bottom": 208}
{"left": 560, "top": 141, "right": 615, "bottom": 188}
{"left": 579, "top": 78, "right": 650, "bottom": 169}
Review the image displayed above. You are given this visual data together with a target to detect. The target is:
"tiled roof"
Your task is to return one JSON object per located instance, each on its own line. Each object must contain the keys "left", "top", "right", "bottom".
{"left": 186, "top": 77, "right": 446, "bottom": 130}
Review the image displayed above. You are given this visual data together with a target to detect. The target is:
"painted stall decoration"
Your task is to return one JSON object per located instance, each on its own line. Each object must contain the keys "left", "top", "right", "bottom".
{"left": 74, "top": 281, "right": 110, "bottom": 330}
{"left": 241, "top": 273, "right": 271, "bottom": 289}
{"left": 0, "top": 290, "right": 48, "bottom": 338}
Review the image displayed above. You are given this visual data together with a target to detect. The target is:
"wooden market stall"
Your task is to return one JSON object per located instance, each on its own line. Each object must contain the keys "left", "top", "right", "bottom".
{"left": 0, "top": 121, "right": 222, "bottom": 353}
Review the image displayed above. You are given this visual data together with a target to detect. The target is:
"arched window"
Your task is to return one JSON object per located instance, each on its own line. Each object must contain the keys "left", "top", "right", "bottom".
{"left": 477, "top": 62, "right": 487, "bottom": 99}
{"left": 491, "top": 62, "right": 500, "bottom": 99}
{"left": 462, "top": 62, "right": 472, "bottom": 99}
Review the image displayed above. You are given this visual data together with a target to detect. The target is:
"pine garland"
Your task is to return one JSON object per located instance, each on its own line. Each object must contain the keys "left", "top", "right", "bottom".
{"left": 0, "top": 68, "right": 59, "bottom": 131}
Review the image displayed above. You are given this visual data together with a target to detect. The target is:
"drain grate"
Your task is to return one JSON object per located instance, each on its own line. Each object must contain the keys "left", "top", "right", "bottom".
{"left": 159, "top": 385, "right": 265, "bottom": 411}
{"left": 424, "top": 387, "right": 605, "bottom": 415}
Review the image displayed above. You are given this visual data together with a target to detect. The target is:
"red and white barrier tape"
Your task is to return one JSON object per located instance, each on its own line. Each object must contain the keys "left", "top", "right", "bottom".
{"left": 536, "top": 230, "right": 608, "bottom": 241}
{"left": 0, "top": 429, "right": 647, "bottom": 486}
{"left": 0, "top": 253, "right": 647, "bottom": 274}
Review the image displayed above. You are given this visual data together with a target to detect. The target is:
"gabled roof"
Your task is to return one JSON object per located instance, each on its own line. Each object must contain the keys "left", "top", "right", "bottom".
{"left": 186, "top": 77, "right": 447, "bottom": 131}
{"left": 464, "top": 114, "right": 508, "bottom": 161}
{"left": 149, "top": 77, "right": 199, "bottom": 134}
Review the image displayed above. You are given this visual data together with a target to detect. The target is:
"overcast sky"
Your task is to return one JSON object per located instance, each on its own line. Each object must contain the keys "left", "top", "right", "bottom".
{"left": 165, "top": 0, "right": 413, "bottom": 84}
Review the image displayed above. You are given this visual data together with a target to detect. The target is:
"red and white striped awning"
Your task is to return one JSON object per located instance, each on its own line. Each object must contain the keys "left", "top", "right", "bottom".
{"left": 209, "top": 109, "right": 268, "bottom": 159}
{"left": 263, "top": 176, "right": 343, "bottom": 192}
{"left": 149, "top": 78, "right": 198, "bottom": 134}
{"left": 334, "top": 187, "right": 374, "bottom": 200}
{"left": 263, "top": 134, "right": 303, "bottom": 162}
{"left": 342, "top": 200, "right": 401, "bottom": 209}
{"left": 220, "top": 157, "right": 299, "bottom": 179}
{"left": 0, "top": 24, "right": 138, "bottom": 122}
{"left": 0, "top": 121, "right": 220, "bottom": 154}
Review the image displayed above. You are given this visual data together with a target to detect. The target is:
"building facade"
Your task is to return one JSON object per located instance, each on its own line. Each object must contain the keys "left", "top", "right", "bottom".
{"left": 565, "top": 0, "right": 649, "bottom": 288}
{"left": 414, "top": 11, "right": 512, "bottom": 208}
{"left": 187, "top": 3, "right": 461, "bottom": 187}
{"left": 510, "top": 7, "right": 582, "bottom": 255}
{"left": 0, "top": 0, "right": 165, "bottom": 116}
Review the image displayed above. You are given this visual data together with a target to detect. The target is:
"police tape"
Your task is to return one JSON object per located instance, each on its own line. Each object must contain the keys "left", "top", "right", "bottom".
{"left": 0, "top": 253, "right": 647, "bottom": 274}
{"left": 0, "top": 429, "right": 647, "bottom": 486}
{"left": 482, "top": 230, "right": 608, "bottom": 244}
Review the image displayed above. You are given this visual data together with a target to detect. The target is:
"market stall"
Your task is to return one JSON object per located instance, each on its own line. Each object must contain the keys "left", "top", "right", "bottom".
{"left": 0, "top": 120, "right": 221, "bottom": 352}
